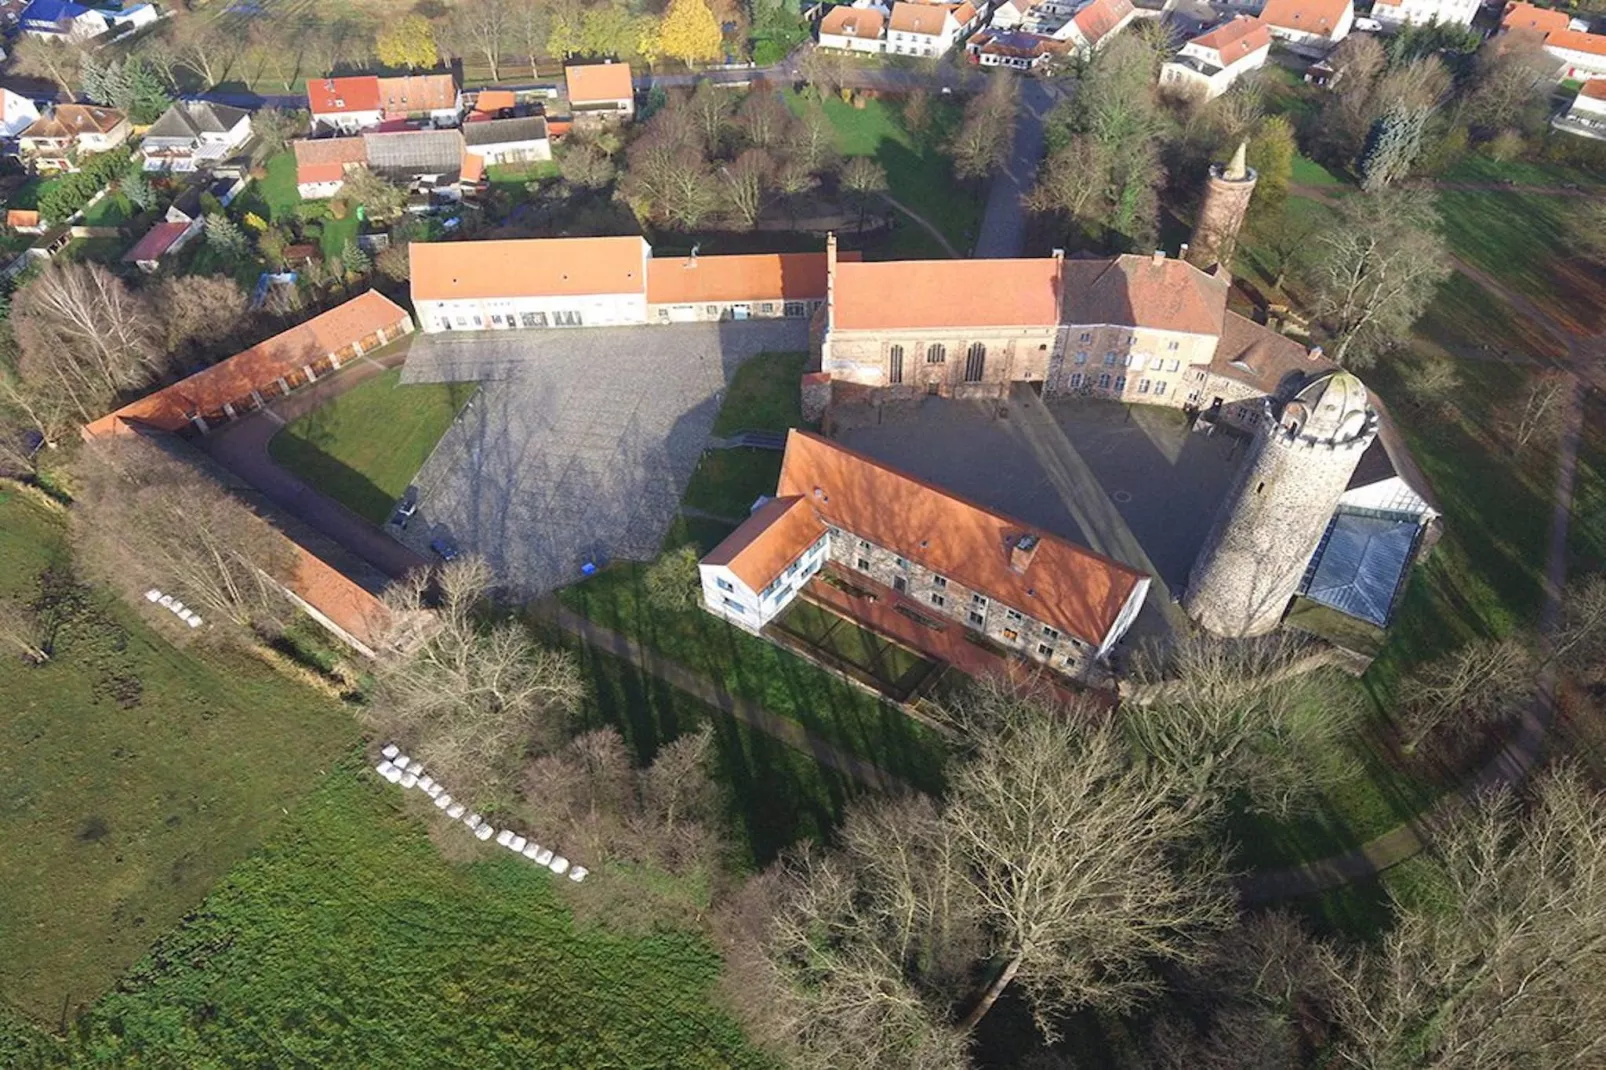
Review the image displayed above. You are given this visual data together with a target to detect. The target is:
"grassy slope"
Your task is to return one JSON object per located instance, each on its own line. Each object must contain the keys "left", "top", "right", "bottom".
{"left": 268, "top": 366, "right": 476, "bottom": 525}
{"left": 684, "top": 351, "right": 809, "bottom": 520}
{"left": 0, "top": 491, "right": 357, "bottom": 1025}
{"left": 782, "top": 89, "right": 976, "bottom": 254}
{"left": 43, "top": 768, "right": 770, "bottom": 1069}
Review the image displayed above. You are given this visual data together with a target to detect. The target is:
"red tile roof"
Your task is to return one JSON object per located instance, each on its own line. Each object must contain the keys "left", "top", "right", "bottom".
{"left": 702, "top": 495, "right": 827, "bottom": 590}
{"left": 889, "top": 2, "right": 955, "bottom": 35}
{"left": 1549, "top": 26, "right": 1606, "bottom": 55}
{"left": 292, "top": 136, "right": 368, "bottom": 184}
{"left": 1190, "top": 15, "right": 1272, "bottom": 61}
{"left": 647, "top": 252, "right": 832, "bottom": 305}
{"left": 1582, "top": 79, "right": 1606, "bottom": 99}
{"left": 1059, "top": 254, "right": 1229, "bottom": 336}
{"left": 820, "top": 5, "right": 886, "bottom": 38}
{"left": 1260, "top": 0, "right": 1351, "bottom": 36}
{"left": 1501, "top": 1, "right": 1569, "bottom": 34}
{"left": 832, "top": 257, "right": 1063, "bottom": 330}
{"left": 474, "top": 89, "right": 517, "bottom": 113}
{"left": 1207, "top": 311, "right": 1329, "bottom": 394}
{"left": 1071, "top": 0, "right": 1134, "bottom": 45}
{"left": 123, "top": 220, "right": 192, "bottom": 264}
{"left": 460, "top": 149, "right": 485, "bottom": 183}
{"left": 772, "top": 431, "right": 1147, "bottom": 646}
{"left": 377, "top": 73, "right": 458, "bottom": 117}
{"left": 410, "top": 236, "right": 649, "bottom": 301}
{"left": 286, "top": 548, "right": 392, "bottom": 655}
{"left": 83, "top": 291, "right": 412, "bottom": 437}
{"left": 564, "top": 62, "right": 634, "bottom": 105}
{"left": 6, "top": 209, "right": 39, "bottom": 229}
{"left": 306, "top": 76, "right": 382, "bottom": 116}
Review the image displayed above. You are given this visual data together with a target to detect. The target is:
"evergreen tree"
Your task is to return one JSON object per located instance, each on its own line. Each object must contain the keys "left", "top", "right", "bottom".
{"left": 204, "top": 215, "right": 249, "bottom": 261}
{"left": 341, "top": 238, "right": 372, "bottom": 277}
{"left": 1360, "top": 103, "right": 1428, "bottom": 193}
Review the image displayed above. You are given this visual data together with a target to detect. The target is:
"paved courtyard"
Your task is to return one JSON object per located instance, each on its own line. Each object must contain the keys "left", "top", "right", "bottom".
{"left": 397, "top": 320, "right": 808, "bottom": 595}
{"left": 835, "top": 394, "right": 1248, "bottom": 594}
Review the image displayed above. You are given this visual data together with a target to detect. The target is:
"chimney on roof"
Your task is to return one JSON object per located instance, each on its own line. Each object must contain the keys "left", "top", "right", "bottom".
{"left": 1179, "top": 241, "right": 1189, "bottom": 260}
{"left": 1307, "top": 344, "right": 1325, "bottom": 362}
{"left": 1009, "top": 533, "right": 1040, "bottom": 574}
{"left": 1152, "top": 248, "right": 1166, "bottom": 265}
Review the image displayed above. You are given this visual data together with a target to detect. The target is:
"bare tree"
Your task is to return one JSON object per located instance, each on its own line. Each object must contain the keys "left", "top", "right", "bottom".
{"left": 1325, "top": 766, "right": 1606, "bottom": 1069}
{"left": 559, "top": 139, "right": 617, "bottom": 189}
{"left": 1304, "top": 189, "right": 1452, "bottom": 367}
{"left": 167, "top": 10, "right": 243, "bottom": 89}
{"left": 73, "top": 437, "right": 296, "bottom": 635}
{"left": 447, "top": 0, "right": 509, "bottom": 83}
{"left": 11, "top": 36, "right": 83, "bottom": 96}
{"left": 1500, "top": 371, "right": 1572, "bottom": 453}
{"left": 721, "top": 148, "right": 772, "bottom": 229}
{"left": 688, "top": 80, "right": 735, "bottom": 153}
{"left": 622, "top": 111, "right": 719, "bottom": 229}
{"left": 374, "top": 557, "right": 585, "bottom": 799}
{"left": 950, "top": 75, "right": 1017, "bottom": 183}
{"left": 249, "top": 107, "right": 308, "bottom": 163}
{"left": 1555, "top": 574, "right": 1606, "bottom": 678}
{"left": 1395, "top": 636, "right": 1538, "bottom": 751}
{"left": 1468, "top": 36, "right": 1552, "bottom": 133}
{"left": 152, "top": 275, "right": 250, "bottom": 365}
{"left": 509, "top": 0, "right": 548, "bottom": 79}
{"left": 787, "top": 102, "right": 839, "bottom": 177}
{"left": 11, "top": 262, "right": 160, "bottom": 427}
{"left": 1314, "top": 35, "right": 1388, "bottom": 165}
{"left": 735, "top": 89, "right": 789, "bottom": 148}
{"left": 1126, "top": 634, "right": 1366, "bottom": 818}
{"left": 944, "top": 690, "right": 1233, "bottom": 1034}
{"left": 840, "top": 154, "right": 887, "bottom": 235}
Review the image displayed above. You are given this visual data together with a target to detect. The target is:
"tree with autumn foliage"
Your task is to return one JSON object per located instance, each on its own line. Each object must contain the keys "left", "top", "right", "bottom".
{"left": 376, "top": 15, "right": 439, "bottom": 72}
{"left": 657, "top": 0, "right": 723, "bottom": 66}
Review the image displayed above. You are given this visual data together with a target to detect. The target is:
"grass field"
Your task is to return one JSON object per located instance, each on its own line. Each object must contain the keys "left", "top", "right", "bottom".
{"left": 18, "top": 767, "right": 769, "bottom": 1068}
{"left": 682, "top": 350, "right": 810, "bottom": 520}
{"left": 0, "top": 490, "right": 358, "bottom": 1026}
{"left": 79, "top": 190, "right": 132, "bottom": 228}
{"left": 783, "top": 89, "right": 977, "bottom": 254}
{"left": 268, "top": 366, "right": 476, "bottom": 525}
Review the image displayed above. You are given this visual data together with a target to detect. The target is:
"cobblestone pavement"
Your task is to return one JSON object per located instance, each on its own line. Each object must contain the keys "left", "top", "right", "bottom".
{"left": 396, "top": 321, "right": 809, "bottom": 596}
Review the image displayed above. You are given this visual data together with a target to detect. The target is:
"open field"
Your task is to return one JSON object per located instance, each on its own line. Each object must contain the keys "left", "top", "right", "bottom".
{"left": 0, "top": 491, "right": 357, "bottom": 1026}
{"left": 268, "top": 366, "right": 476, "bottom": 525}
{"left": 11, "top": 767, "right": 768, "bottom": 1068}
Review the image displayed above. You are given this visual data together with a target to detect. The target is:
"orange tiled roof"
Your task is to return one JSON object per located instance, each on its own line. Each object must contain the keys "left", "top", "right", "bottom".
{"left": 306, "top": 76, "right": 382, "bottom": 115}
{"left": 771, "top": 431, "right": 1147, "bottom": 646}
{"left": 1060, "top": 254, "right": 1229, "bottom": 336}
{"left": 703, "top": 495, "right": 827, "bottom": 590}
{"left": 21, "top": 104, "right": 125, "bottom": 141}
{"left": 647, "top": 252, "right": 831, "bottom": 305}
{"left": 1501, "top": 1, "right": 1569, "bottom": 34}
{"left": 474, "top": 89, "right": 517, "bottom": 113}
{"left": 832, "top": 257, "right": 1062, "bottom": 330}
{"left": 889, "top": 2, "right": 954, "bottom": 34}
{"left": 377, "top": 73, "right": 458, "bottom": 117}
{"left": 1191, "top": 15, "right": 1271, "bottom": 61}
{"left": 820, "top": 5, "right": 886, "bottom": 38}
{"left": 954, "top": 1, "right": 978, "bottom": 23}
{"left": 1549, "top": 26, "right": 1606, "bottom": 55}
{"left": 287, "top": 548, "right": 391, "bottom": 654}
{"left": 83, "top": 291, "right": 411, "bottom": 437}
{"left": 460, "top": 149, "right": 485, "bottom": 183}
{"left": 565, "top": 62, "right": 634, "bottom": 105}
{"left": 292, "top": 136, "right": 368, "bottom": 183}
{"left": 1260, "top": 0, "right": 1351, "bottom": 35}
{"left": 410, "top": 236, "right": 649, "bottom": 301}
{"left": 6, "top": 209, "right": 38, "bottom": 228}
{"left": 1582, "top": 79, "right": 1606, "bottom": 99}
{"left": 1071, "top": 0, "right": 1134, "bottom": 45}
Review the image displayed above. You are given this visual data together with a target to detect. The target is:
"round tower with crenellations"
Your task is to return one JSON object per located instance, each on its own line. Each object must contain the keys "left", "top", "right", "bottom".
{"left": 1186, "top": 141, "right": 1257, "bottom": 273}
{"left": 1184, "top": 371, "right": 1378, "bottom": 638}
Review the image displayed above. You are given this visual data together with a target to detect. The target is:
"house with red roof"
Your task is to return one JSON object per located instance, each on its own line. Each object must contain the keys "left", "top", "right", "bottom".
{"left": 1258, "top": 0, "right": 1353, "bottom": 53}
{"left": 818, "top": 4, "right": 889, "bottom": 52}
{"left": 886, "top": 1, "right": 982, "bottom": 56}
{"left": 1160, "top": 16, "right": 1272, "bottom": 100}
{"left": 698, "top": 430, "right": 1150, "bottom": 681}
{"left": 122, "top": 217, "right": 202, "bottom": 272}
{"left": 1501, "top": 2, "right": 1606, "bottom": 80}
{"left": 307, "top": 76, "right": 385, "bottom": 134}
{"left": 564, "top": 62, "right": 636, "bottom": 124}
{"left": 1557, "top": 78, "right": 1606, "bottom": 138}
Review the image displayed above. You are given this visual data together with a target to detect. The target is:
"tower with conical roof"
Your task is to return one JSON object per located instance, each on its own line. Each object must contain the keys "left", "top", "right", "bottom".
{"left": 1183, "top": 371, "right": 1379, "bottom": 637}
{"left": 1186, "top": 141, "right": 1257, "bottom": 273}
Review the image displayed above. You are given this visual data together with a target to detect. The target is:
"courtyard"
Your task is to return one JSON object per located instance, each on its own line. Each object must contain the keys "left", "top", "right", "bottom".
{"left": 835, "top": 393, "right": 1248, "bottom": 597}
{"left": 397, "top": 321, "right": 810, "bottom": 596}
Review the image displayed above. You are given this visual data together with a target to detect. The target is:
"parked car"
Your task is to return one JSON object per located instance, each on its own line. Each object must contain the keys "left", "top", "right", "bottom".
{"left": 390, "top": 486, "right": 419, "bottom": 528}
{"left": 430, "top": 536, "right": 461, "bottom": 562}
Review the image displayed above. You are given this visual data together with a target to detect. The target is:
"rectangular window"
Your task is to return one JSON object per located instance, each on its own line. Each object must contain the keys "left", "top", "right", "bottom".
{"left": 1003, "top": 628, "right": 1020, "bottom": 642}
{"left": 893, "top": 575, "right": 907, "bottom": 593}
{"left": 1006, "top": 608, "right": 1023, "bottom": 624}
{"left": 1130, "top": 354, "right": 1147, "bottom": 370}
{"left": 859, "top": 539, "right": 871, "bottom": 551}
{"left": 1168, "top": 340, "right": 1180, "bottom": 350}
{"left": 552, "top": 310, "right": 582, "bottom": 326}
{"left": 894, "top": 556, "right": 909, "bottom": 569}
{"left": 1079, "top": 331, "right": 1091, "bottom": 342}
{"left": 1042, "top": 626, "right": 1059, "bottom": 640}
{"left": 1098, "top": 372, "right": 1111, "bottom": 388}
{"left": 968, "top": 610, "right": 985, "bottom": 626}
{"left": 1167, "top": 358, "right": 1181, "bottom": 372}
{"left": 930, "top": 592, "right": 946, "bottom": 607}
{"left": 856, "top": 557, "right": 870, "bottom": 571}
{"left": 932, "top": 575, "right": 947, "bottom": 588}
{"left": 716, "top": 578, "right": 734, "bottom": 593}
{"left": 721, "top": 597, "right": 746, "bottom": 614}
{"left": 784, "top": 301, "right": 805, "bottom": 317}
{"left": 1115, "top": 375, "right": 1127, "bottom": 391}
{"left": 1138, "top": 378, "right": 1151, "bottom": 394}
{"left": 1155, "top": 382, "right": 1168, "bottom": 397}
{"left": 1103, "top": 351, "right": 1117, "bottom": 366}
{"left": 760, "top": 303, "right": 774, "bottom": 314}
{"left": 1070, "top": 372, "right": 1084, "bottom": 387}
{"left": 972, "top": 593, "right": 988, "bottom": 607}
{"left": 1074, "top": 351, "right": 1088, "bottom": 365}
{"left": 1037, "top": 643, "right": 1054, "bottom": 657}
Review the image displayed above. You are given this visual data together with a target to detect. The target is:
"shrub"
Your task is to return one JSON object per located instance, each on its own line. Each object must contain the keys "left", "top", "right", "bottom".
{"left": 643, "top": 545, "right": 703, "bottom": 613}
{"left": 328, "top": 199, "right": 349, "bottom": 221}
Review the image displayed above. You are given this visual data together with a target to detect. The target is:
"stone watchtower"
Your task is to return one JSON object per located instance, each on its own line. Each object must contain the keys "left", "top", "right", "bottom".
{"left": 1184, "top": 371, "right": 1378, "bottom": 637}
{"left": 1186, "top": 141, "right": 1257, "bottom": 272}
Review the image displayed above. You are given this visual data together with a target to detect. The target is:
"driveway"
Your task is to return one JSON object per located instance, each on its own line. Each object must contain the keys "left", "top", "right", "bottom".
{"left": 974, "top": 78, "right": 1063, "bottom": 259}
{"left": 398, "top": 321, "right": 809, "bottom": 596}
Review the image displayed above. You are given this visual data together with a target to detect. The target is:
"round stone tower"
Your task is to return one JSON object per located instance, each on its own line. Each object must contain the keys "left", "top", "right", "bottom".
{"left": 1186, "top": 141, "right": 1257, "bottom": 272}
{"left": 1184, "top": 371, "right": 1379, "bottom": 638}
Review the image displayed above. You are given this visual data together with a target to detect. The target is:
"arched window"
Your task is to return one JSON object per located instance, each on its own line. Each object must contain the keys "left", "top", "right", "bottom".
{"left": 964, "top": 342, "right": 986, "bottom": 382}
{"left": 888, "top": 345, "right": 905, "bottom": 385}
{"left": 926, "top": 343, "right": 946, "bottom": 364}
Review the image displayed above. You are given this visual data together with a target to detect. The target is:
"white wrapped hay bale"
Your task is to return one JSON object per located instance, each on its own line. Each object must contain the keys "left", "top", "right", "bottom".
{"left": 399, "top": 773, "right": 418, "bottom": 789}
{"left": 425, "top": 782, "right": 443, "bottom": 799}
{"left": 509, "top": 835, "right": 526, "bottom": 853}
{"left": 382, "top": 766, "right": 404, "bottom": 784}
{"left": 568, "top": 867, "right": 588, "bottom": 883}
{"left": 548, "top": 856, "right": 569, "bottom": 875}
{"left": 475, "top": 824, "right": 495, "bottom": 841}
{"left": 465, "top": 812, "right": 483, "bottom": 830}
{"left": 381, "top": 743, "right": 400, "bottom": 760}
{"left": 534, "top": 848, "right": 554, "bottom": 866}
{"left": 145, "top": 589, "right": 162, "bottom": 602}
{"left": 495, "top": 829, "right": 514, "bottom": 847}
{"left": 418, "top": 776, "right": 435, "bottom": 793}
{"left": 434, "top": 792, "right": 452, "bottom": 809}
{"left": 522, "top": 843, "right": 542, "bottom": 860}
{"left": 446, "top": 803, "right": 466, "bottom": 819}
{"left": 375, "top": 761, "right": 396, "bottom": 778}
{"left": 393, "top": 755, "right": 410, "bottom": 771}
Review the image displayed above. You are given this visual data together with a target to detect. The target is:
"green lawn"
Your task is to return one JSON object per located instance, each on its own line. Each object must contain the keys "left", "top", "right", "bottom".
{"left": 268, "top": 365, "right": 476, "bottom": 525}
{"left": 683, "top": 448, "right": 783, "bottom": 520}
{"left": 0, "top": 490, "right": 357, "bottom": 1026}
{"left": 713, "top": 351, "right": 810, "bottom": 436}
{"left": 783, "top": 89, "right": 977, "bottom": 254}
{"left": 774, "top": 598, "right": 934, "bottom": 695}
{"left": 18, "top": 766, "right": 769, "bottom": 1068}
{"left": 1440, "top": 154, "right": 1606, "bottom": 190}
{"left": 242, "top": 150, "right": 361, "bottom": 260}
{"left": 1290, "top": 153, "right": 1344, "bottom": 187}
{"left": 487, "top": 160, "right": 560, "bottom": 195}
{"left": 79, "top": 190, "right": 132, "bottom": 227}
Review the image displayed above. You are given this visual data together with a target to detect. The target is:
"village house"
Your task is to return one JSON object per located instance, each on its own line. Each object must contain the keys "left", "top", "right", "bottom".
{"left": 1257, "top": 0, "right": 1353, "bottom": 54}
{"left": 564, "top": 62, "right": 636, "bottom": 124}
{"left": 965, "top": 28, "right": 1070, "bottom": 69}
{"left": 307, "top": 76, "right": 384, "bottom": 134}
{"left": 1501, "top": 2, "right": 1606, "bottom": 81}
{"left": 818, "top": 4, "right": 888, "bottom": 52}
{"left": 975, "top": 0, "right": 1134, "bottom": 60}
{"left": 1056, "top": 0, "right": 1137, "bottom": 52}
{"left": 0, "top": 88, "right": 40, "bottom": 140}
{"left": 1556, "top": 79, "right": 1606, "bottom": 138}
{"left": 886, "top": 1, "right": 981, "bottom": 57}
{"left": 292, "top": 129, "right": 466, "bottom": 199}
{"left": 122, "top": 216, "right": 202, "bottom": 272}
{"left": 138, "top": 100, "right": 253, "bottom": 172}
{"left": 460, "top": 116, "right": 551, "bottom": 169}
{"left": 377, "top": 73, "right": 462, "bottom": 125}
{"left": 292, "top": 137, "right": 369, "bottom": 198}
{"left": 698, "top": 430, "right": 1151, "bottom": 681}
{"left": 1369, "top": 0, "right": 1478, "bottom": 29}
{"left": 646, "top": 250, "right": 841, "bottom": 323}
{"left": 18, "top": 104, "right": 129, "bottom": 172}
{"left": 1159, "top": 16, "right": 1272, "bottom": 101}
{"left": 17, "top": 0, "right": 106, "bottom": 40}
